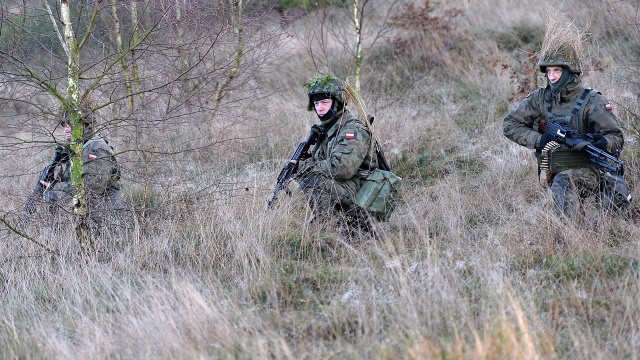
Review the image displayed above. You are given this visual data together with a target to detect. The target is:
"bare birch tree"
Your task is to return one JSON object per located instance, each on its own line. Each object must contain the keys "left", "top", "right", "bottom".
{"left": 291, "top": 0, "right": 401, "bottom": 91}
{"left": 59, "top": 0, "right": 96, "bottom": 250}
{"left": 0, "top": 0, "right": 282, "bottom": 251}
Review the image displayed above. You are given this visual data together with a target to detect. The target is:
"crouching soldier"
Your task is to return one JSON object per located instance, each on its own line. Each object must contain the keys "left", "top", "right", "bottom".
{"left": 41, "top": 103, "right": 127, "bottom": 227}
{"left": 293, "top": 74, "right": 379, "bottom": 238}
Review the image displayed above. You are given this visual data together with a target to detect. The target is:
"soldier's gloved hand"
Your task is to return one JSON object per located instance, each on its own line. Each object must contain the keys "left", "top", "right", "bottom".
{"left": 588, "top": 133, "right": 607, "bottom": 150}
{"left": 537, "top": 133, "right": 555, "bottom": 150}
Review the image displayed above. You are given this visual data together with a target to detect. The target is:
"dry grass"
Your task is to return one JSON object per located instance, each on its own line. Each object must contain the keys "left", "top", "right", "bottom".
{"left": 2, "top": 0, "right": 640, "bottom": 358}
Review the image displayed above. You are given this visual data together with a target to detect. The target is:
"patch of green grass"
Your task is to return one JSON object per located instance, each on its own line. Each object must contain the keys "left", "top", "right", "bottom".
{"left": 392, "top": 150, "right": 448, "bottom": 185}
{"left": 275, "top": 232, "right": 312, "bottom": 260}
{"left": 546, "top": 253, "right": 639, "bottom": 280}
{"left": 625, "top": 41, "right": 640, "bottom": 59}
{"left": 273, "top": 264, "right": 349, "bottom": 310}
{"left": 394, "top": 150, "right": 487, "bottom": 186}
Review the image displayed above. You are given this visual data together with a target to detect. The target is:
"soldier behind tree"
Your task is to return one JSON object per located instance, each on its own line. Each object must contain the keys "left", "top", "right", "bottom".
{"left": 41, "top": 101, "right": 126, "bottom": 225}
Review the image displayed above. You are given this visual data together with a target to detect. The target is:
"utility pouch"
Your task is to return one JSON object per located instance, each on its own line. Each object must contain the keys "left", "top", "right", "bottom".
{"left": 355, "top": 169, "right": 402, "bottom": 221}
{"left": 601, "top": 172, "right": 632, "bottom": 209}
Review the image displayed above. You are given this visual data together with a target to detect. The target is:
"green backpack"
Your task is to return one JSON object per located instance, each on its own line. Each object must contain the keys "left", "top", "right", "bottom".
{"left": 355, "top": 169, "right": 402, "bottom": 221}
{"left": 82, "top": 137, "right": 120, "bottom": 195}
{"left": 354, "top": 134, "right": 402, "bottom": 221}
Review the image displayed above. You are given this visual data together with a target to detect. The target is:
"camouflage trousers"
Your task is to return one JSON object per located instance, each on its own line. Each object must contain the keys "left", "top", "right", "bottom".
{"left": 44, "top": 186, "right": 130, "bottom": 228}
{"left": 298, "top": 172, "right": 358, "bottom": 213}
{"left": 550, "top": 168, "right": 600, "bottom": 218}
{"left": 298, "top": 172, "right": 376, "bottom": 236}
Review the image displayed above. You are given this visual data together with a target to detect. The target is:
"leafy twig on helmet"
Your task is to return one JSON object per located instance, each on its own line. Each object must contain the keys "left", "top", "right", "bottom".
{"left": 304, "top": 74, "right": 338, "bottom": 89}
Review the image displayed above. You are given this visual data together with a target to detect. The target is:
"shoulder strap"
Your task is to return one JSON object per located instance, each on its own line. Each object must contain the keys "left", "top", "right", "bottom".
{"left": 571, "top": 89, "right": 593, "bottom": 116}
{"left": 572, "top": 88, "right": 598, "bottom": 137}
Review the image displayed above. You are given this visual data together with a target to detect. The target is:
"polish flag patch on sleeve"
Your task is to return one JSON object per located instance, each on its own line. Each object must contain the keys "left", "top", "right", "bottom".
{"left": 605, "top": 103, "right": 613, "bottom": 111}
{"left": 345, "top": 133, "right": 356, "bottom": 139}
{"left": 88, "top": 154, "right": 97, "bottom": 160}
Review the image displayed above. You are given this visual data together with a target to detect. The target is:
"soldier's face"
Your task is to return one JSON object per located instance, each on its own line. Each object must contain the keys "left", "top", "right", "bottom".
{"left": 314, "top": 98, "right": 333, "bottom": 117}
{"left": 63, "top": 122, "right": 72, "bottom": 141}
{"left": 547, "top": 66, "right": 563, "bottom": 83}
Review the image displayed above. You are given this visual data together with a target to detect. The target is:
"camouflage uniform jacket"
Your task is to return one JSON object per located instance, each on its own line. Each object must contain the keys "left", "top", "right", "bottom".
{"left": 503, "top": 77, "right": 623, "bottom": 154}
{"left": 50, "top": 136, "right": 120, "bottom": 196}
{"left": 298, "top": 111, "right": 376, "bottom": 184}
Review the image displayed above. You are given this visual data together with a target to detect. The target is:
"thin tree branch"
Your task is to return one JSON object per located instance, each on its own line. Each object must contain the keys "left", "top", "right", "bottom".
{"left": 1, "top": 215, "right": 59, "bottom": 255}
{"left": 44, "top": 0, "right": 68, "bottom": 55}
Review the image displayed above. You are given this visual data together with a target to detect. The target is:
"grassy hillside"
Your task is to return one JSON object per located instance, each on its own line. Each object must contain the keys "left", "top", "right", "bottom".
{"left": 1, "top": 0, "right": 640, "bottom": 358}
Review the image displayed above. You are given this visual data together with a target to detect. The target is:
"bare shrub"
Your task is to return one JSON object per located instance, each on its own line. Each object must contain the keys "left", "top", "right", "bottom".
{"left": 387, "top": 0, "right": 467, "bottom": 71}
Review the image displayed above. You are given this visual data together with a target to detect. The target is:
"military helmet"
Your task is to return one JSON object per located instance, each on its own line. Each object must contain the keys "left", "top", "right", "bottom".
{"left": 305, "top": 74, "right": 345, "bottom": 111}
{"left": 58, "top": 97, "right": 96, "bottom": 127}
{"left": 538, "top": 43, "right": 581, "bottom": 74}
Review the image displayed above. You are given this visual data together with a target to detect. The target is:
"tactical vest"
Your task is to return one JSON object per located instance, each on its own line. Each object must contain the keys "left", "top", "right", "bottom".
{"left": 311, "top": 116, "right": 378, "bottom": 174}
{"left": 542, "top": 87, "right": 599, "bottom": 136}
{"left": 538, "top": 88, "right": 599, "bottom": 174}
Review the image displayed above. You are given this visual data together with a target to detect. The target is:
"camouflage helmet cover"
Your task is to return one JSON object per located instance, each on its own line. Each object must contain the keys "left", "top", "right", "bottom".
{"left": 305, "top": 74, "right": 345, "bottom": 111}
{"left": 538, "top": 43, "right": 582, "bottom": 74}
{"left": 58, "top": 96, "right": 96, "bottom": 127}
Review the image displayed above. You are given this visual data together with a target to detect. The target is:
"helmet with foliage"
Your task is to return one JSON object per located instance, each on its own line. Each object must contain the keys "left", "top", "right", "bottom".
{"left": 305, "top": 74, "right": 345, "bottom": 111}
{"left": 537, "top": 10, "right": 584, "bottom": 75}
{"left": 538, "top": 43, "right": 581, "bottom": 74}
{"left": 58, "top": 96, "right": 96, "bottom": 127}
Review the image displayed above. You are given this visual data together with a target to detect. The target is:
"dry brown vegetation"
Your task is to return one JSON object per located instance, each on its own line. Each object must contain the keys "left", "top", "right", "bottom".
{"left": 1, "top": 0, "right": 640, "bottom": 358}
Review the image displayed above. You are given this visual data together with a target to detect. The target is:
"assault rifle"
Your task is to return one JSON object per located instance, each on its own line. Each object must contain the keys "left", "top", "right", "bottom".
{"left": 266, "top": 127, "right": 321, "bottom": 211}
{"left": 265, "top": 116, "right": 392, "bottom": 211}
{"left": 545, "top": 121, "right": 624, "bottom": 176}
{"left": 23, "top": 145, "right": 68, "bottom": 216}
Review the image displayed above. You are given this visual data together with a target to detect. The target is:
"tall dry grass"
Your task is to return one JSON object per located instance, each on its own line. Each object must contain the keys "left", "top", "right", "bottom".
{"left": 2, "top": 0, "right": 640, "bottom": 358}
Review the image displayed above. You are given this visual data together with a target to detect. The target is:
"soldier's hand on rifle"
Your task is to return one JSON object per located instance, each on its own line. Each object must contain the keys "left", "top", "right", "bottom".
{"left": 291, "top": 159, "right": 305, "bottom": 175}
{"left": 39, "top": 171, "right": 59, "bottom": 191}
{"left": 299, "top": 149, "right": 312, "bottom": 161}
{"left": 588, "top": 133, "right": 607, "bottom": 150}
{"left": 39, "top": 179, "right": 52, "bottom": 190}
{"left": 291, "top": 149, "right": 312, "bottom": 165}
